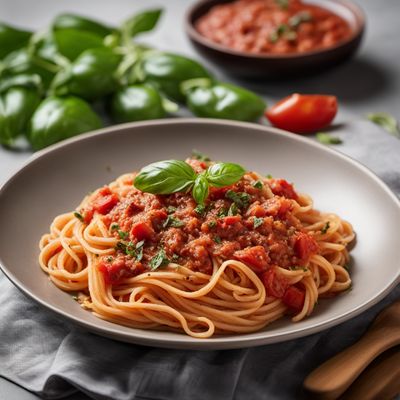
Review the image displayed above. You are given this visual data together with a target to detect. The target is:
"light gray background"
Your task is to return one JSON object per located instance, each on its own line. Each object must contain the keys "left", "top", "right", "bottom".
{"left": 0, "top": 0, "right": 399, "bottom": 399}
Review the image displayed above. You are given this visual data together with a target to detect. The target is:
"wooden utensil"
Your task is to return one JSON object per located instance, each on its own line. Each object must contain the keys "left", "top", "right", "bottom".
{"left": 340, "top": 348, "right": 400, "bottom": 400}
{"left": 303, "top": 300, "right": 400, "bottom": 399}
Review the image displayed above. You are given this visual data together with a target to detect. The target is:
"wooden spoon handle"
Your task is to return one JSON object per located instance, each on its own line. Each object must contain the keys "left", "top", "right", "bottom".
{"left": 340, "top": 348, "right": 400, "bottom": 400}
{"left": 303, "top": 327, "right": 400, "bottom": 400}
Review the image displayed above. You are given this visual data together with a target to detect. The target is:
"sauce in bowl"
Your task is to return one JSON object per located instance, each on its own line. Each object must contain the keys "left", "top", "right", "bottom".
{"left": 196, "top": 0, "right": 353, "bottom": 55}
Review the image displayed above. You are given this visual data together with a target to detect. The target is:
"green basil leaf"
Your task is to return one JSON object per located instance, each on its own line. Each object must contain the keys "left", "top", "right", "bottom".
{"left": 122, "top": 9, "right": 163, "bottom": 38}
{"left": 367, "top": 112, "right": 400, "bottom": 137}
{"left": 150, "top": 248, "right": 170, "bottom": 270}
{"left": 134, "top": 160, "right": 196, "bottom": 194}
{"left": 206, "top": 162, "right": 246, "bottom": 187}
{"left": 316, "top": 132, "right": 343, "bottom": 145}
{"left": 192, "top": 174, "right": 209, "bottom": 205}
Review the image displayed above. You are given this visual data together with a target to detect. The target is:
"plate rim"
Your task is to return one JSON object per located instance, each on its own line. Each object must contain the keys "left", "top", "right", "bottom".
{"left": 0, "top": 118, "right": 399, "bottom": 349}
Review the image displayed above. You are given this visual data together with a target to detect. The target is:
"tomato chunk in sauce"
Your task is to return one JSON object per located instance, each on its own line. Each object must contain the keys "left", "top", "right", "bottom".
{"left": 79, "top": 159, "right": 319, "bottom": 287}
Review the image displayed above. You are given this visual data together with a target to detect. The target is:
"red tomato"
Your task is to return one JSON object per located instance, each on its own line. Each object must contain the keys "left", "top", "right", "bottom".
{"left": 294, "top": 232, "right": 319, "bottom": 261}
{"left": 222, "top": 215, "right": 242, "bottom": 226}
{"left": 93, "top": 194, "right": 119, "bottom": 215}
{"left": 269, "top": 179, "right": 298, "bottom": 200}
{"left": 282, "top": 286, "right": 305, "bottom": 312}
{"left": 261, "top": 268, "right": 288, "bottom": 298}
{"left": 265, "top": 94, "right": 338, "bottom": 134}
{"left": 234, "top": 246, "right": 270, "bottom": 272}
{"left": 131, "top": 221, "right": 155, "bottom": 241}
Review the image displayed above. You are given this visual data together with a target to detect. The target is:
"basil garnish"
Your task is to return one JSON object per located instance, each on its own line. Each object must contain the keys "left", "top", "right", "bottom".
{"left": 134, "top": 159, "right": 246, "bottom": 205}
{"left": 206, "top": 163, "right": 246, "bottom": 188}
{"left": 150, "top": 248, "right": 170, "bottom": 270}
{"left": 192, "top": 174, "right": 209, "bottom": 205}
{"left": 367, "top": 112, "right": 400, "bottom": 137}
{"left": 134, "top": 160, "right": 197, "bottom": 194}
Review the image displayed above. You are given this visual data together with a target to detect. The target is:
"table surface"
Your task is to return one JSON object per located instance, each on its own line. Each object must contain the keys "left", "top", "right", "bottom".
{"left": 0, "top": 0, "right": 399, "bottom": 398}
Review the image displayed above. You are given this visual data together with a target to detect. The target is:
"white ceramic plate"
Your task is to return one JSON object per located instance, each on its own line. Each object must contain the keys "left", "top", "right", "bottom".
{"left": 0, "top": 119, "right": 399, "bottom": 350}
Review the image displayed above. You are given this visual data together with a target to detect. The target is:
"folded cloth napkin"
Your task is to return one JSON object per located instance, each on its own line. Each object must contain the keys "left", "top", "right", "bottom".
{"left": 1, "top": 119, "right": 399, "bottom": 400}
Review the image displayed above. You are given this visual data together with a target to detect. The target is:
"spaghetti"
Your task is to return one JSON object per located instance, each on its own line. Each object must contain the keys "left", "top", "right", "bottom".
{"left": 39, "top": 158, "right": 354, "bottom": 338}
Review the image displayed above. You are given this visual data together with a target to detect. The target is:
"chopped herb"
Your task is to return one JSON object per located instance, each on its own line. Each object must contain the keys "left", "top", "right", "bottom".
{"left": 321, "top": 221, "right": 330, "bottom": 234}
{"left": 106, "top": 256, "right": 113, "bottom": 262}
{"left": 124, "top": 242, "right": 136, "bottom": 258}
{"left": 217, "top": 208, "right": 228, "bottom": 218}
{"left": 72, "top": 295, "right": 78, "bottom": 301}
{"left": 163, "top": 215, "right": 185, "bottom": 228}
{"left": 166, "top": 206, "right": 177, "bottom": 214}
{"left": 226, "top": 190, "right": 250, "bottom": 209}
{"left": 214, "top": 235, "right": 222, "bottom": 244}
{"left": 228, "top": 202, "right": 238, "bottom": 216}
{"left": 135, "top": 240, "right": 144, "bottom": 262}
{"left": 194, "top": 204, "right": 206, "bottom": 216}
{"left": 289, "top": 266, "right": 308, "bottom": 272}
{"left": 275, "top": 0, "right": 289, "bottom": 10}
{"left": 74, "top": 212, "right": 84, "bottom": 222}
{"left": 253, "top": 217, "right": 264, "bottom": 228}
{"left": 367, "top": 112, "right": 400, "bottom": 137}
{"left": 253, "top": 180, "right": 263, "bottom": 189}
{"left": 208, "top": 220, "right": 217, "bottom": 229}
{"left": 150, "top": 249, "right": 170, "bottom": 270}
{"left": 191, "top": 149, "right": 211, "bottom": 162}
{"left": 269, "top": 31, "right": 279, "bottom": 43}
{"left": 118, "top": 230, "right": 128, "bottom": 239}
{"left": 285, "top": 30, "right": 297, "bottom": 41}
{"left": 316, "top": 132, "right": 343, "bottom": 145}
{"left": 266, "top": 174, "right": 273, "bottom": 179}
{"left": 343, "top": 264, "right": 350, "bottom": 271}
{"left": 171, "top": 253, "right": 180, "bottom": 262}
{"left": 110, "top": 223, "right": 119, "bottom": 231}
{"left": 289, "top": 11, "right": 312, "bottom": 28}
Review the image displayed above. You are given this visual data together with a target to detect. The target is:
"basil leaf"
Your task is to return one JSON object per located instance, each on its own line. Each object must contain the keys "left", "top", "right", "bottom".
{"left": 122, "top": 9, "right": 163, "bottom": 38}
{"left": 150, "top": 248, "right": 170, "bottom": 270}
{"left": 191, "top": 149, "right": 210, "bottom": 162}
{"left": 134, "top": 160, "right": 196, "bottom": 194}
{"left": 367, "top": 112, "right": 400, "bottom": 137}
{"left": 192, "top": 174, "right": 209, "bottom": 205}
{"left": 316, "top": 132, "right": 343, "bottom": 145}
{"left": 206, "top": 162, "right": 245, "bottom": 188}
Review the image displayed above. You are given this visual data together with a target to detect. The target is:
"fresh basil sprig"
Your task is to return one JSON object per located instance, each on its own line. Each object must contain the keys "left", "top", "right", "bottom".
{"left": 134, "top": 159, "right": 246, "bottom": 204}
{"left": 367, "top": 112, "right": 399, "bottom": 137}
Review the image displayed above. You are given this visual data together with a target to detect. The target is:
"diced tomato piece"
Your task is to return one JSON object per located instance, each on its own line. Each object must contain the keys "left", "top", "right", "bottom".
{"left": 222, "top": 215, "right": 241, "bottom": 225}
{"left": 98, "top": 260, "right": 126, "bottom": 285}
{"left": 247, "top": 204, "right": 267, "bottom": 217}
{"left": 294, "top": 232, "right": 319, "bottom": 261}
{"left": 278, "top": 198, "right": 293, "bottom": 216}
{"left": 131, "top": 221, "right": 155, "bottom": 241}
{"left": 93, "top": 194, "right": 119, "bottom": 215}
{"left": 83, "top": 206, "right": 94, "bottom": 224}
{"left": 261, "top": 268, "right": 288, "bottom": 298}
{"left": 282, "top": 286, "right": 305, "bottom": 312}
{"left": 270, "top": 179, "right": 298, "bottom": 199}
{"left": 209, "top": 185, "right": 234, "bottom": 200}
{"left": 234, "top": 245, "right": 270, "bottom": 272}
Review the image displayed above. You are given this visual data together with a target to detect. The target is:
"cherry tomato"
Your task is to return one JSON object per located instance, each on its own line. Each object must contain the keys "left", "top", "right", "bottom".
{"left": 265, "top": 94, "right": 338, "bottom": 134}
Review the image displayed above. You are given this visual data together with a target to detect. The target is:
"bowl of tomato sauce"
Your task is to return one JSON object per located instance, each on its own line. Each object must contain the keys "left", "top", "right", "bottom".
{"left": 185, "top": 0, "right": 365, "bottom": 78}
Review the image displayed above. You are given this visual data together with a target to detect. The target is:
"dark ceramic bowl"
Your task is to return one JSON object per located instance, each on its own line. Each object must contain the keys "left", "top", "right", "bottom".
{"left": 185, "top": 0, "right": 366, "bottom": 78}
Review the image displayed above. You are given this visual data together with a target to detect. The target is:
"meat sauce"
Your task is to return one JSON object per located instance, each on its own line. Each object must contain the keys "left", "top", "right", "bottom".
{"left": 196, "top": 0, "right": 352, "bottom": 54}
{"left": 80, "top": 159, "right": 319, "bottom": 303}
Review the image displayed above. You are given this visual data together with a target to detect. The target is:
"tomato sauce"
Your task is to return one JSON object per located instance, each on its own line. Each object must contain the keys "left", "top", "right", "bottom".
{"left": 81, "top": 159, "right": 319, "bottom": 292}
{"left": 196, "top": 0, "right": 352, "bottom": 54}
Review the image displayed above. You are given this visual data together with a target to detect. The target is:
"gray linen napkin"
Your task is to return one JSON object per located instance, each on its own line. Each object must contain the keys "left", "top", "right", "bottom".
{"left": 0, "top": 118, "right": 399, "bottom": 400}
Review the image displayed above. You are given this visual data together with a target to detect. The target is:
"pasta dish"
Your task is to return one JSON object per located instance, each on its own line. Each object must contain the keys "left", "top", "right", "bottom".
{"left": 39, "top": 156, "right": 354, "bottom": 338}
